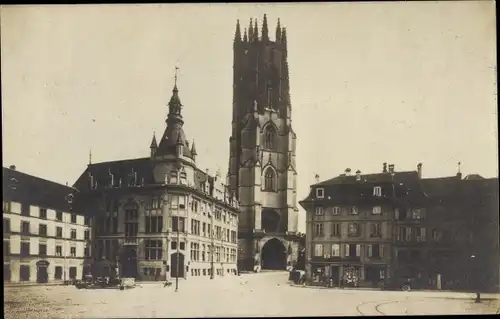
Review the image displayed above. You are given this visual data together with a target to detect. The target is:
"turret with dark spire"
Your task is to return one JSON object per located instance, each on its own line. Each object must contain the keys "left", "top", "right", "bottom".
{"left": 150, "top": 132, "right": 157, "bottom": 157}
{"left": 191, "top": 140, "right": 197, "bottom": 161}
{"left": 261, "top": 14, "right": 269, "bottom": 42}
{"left": 234, "top": 19, "right": 241, "bottom": 43}
{"left": 243, "top": 28, "right": 248, "bottom": 42}
{"left": 154, "top": 67, "right": 193, "bottom": 160}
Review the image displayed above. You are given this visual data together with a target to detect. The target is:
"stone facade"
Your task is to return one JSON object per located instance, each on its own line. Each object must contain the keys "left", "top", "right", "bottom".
{"left": 3, "top": 166, "right": 92, "bottom": 284}
{"left": 227, "top": 15, "right": 301, "bottom": 271}
{"left": 73, "top": 81, "right": 240, "bottom": 281}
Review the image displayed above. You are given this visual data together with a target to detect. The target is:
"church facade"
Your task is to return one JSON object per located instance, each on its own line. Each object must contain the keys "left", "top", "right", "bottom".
{"left": 73, "top": 81, "right": 240, "bottom": 281}
{"left": 227, "top": 15, "right": 301, "bottom": 271}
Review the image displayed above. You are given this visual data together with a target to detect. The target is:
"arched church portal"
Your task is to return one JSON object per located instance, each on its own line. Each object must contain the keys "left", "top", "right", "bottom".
{"left": 261, "top": 208, "right": 280, "bottom": 233}
{"left": 261, "top": 238, "right": 287, "bottom": 270}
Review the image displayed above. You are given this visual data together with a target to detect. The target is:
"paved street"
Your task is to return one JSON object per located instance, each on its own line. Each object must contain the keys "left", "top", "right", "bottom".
{"left": 4, "top": 272, "right": 499, "bottom": 318}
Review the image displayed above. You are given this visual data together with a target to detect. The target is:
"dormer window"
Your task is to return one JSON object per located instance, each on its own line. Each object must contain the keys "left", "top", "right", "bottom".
{"left": 349, "top": 206, "right": 359, "bottom": 215}
{"left": 315, "top": 188, "right": 324, "bottom": 199}
{"left": 372, "top": 206, "right": 382, "bottom": 215}
{"left": 315, "top": 207, "right": 324, "bottom": 216}
{"left": 373, "top": 186, "right": 382, "bottom": 197}
{"left": 128, "top": 171, "right": 137, "bottom": 187}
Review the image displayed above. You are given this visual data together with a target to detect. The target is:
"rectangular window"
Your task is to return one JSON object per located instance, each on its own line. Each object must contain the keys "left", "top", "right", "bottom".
{"left": 39, "top": 208, "right": 47, "bottom": 219}
{"left": 419, "top": 227, "right": 426, "bottom": 241}
{"left": 145, "top": 216, "right": 163, "bottom": 233}
{"left": 56, "top": 245, "right": 62, "bottom": 256}
{"left": 367, "top": 244, "right": 383, "bottom": 259}
{"left": 179, "top": 196, "right": 186, "bottom": 209}
{"left": 21, "top": 221, "right": 30, "bottom": 235}
{"left": 331, "top": 223, "right": 341, "bottom": 237}
{"left": 56, "top": 211, "right": 63, "bottom": 221}
{"left": 84, "top": 216, "right": 91, "bottom": 226}
{"left": 54, "top": 266, "right": 63, "bottom": 279}
{"left": 39, "top": 224, "right": 47, "bottom": 236}
{"left": 172, "top": 217, "right": 185, "bottom": 232}
{"left": 39, "top": 244, "right": 47, "bottom": 256}
{"left": 84, "top": 230, "right": 90, "bottom": 240}
{"left": 315, "top": 207, "right": 324, "bottom": 216}
{"left": 332, "top": 206, "right": 341, "bottom": 215}
{"left": 70, "top": 247, "right": 76, "bottom": 257}
{"left": 411, "top": 209, "right": 422, "bottom": 220}
{"left": 347, "top": 223, "right": 359, "bottom": 237}
{"left": 145, "top": 240, "right": 163, "bottom": 260}
{"left": 84, "top": 246, "right": 90, "bottom": 257}
{"left": 373, "top": 186, "right": 382, "bottom": 197}
{"left": 314, "top": 223, "right": 324, "bottom": 237}
{"left": 3, "top": 218, "right": 10, "bottom": 233}
{"left": 70, "top": 229, "right": 77, "bottom": 240}
{"left": 56, "top": 226, "right": 63, "bottom": 238}
{"left": 315, "top": 188, "right": 324, "bottom": 199}
{"left": 4, "top": 240, "right": 10, "bottom": 255}
{"left": 370, "top": 223, "right": 382, "bottom": 238}
{"left": 20, "top": 265, "right": 30, "bottom": 281}
{"left": 21, "top": 242, "right": 30, "bottom": 257}
{"left": 313, "top": 244, "right": 324, "bottom": 257}
{"left": 372, "top": 206, "right": 382, "bottom": 215}
{"left": 71, "top": 214, "right": 77, "bottom": 224}
{"left": 405, "top": 227, "right": 412, "bottom": 242}
{"left": 21, "top": 203, "right": 30, "bottom": 216}
{"left": 331, "top": 244, "right": 340, "bottom": 257}
{"left": 124, "top": 223, "right": 138, "bottom": 237}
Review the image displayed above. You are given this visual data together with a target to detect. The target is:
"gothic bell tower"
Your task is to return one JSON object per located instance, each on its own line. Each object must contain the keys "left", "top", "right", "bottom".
{"left": 228, "top": 15, "right": 299, "bottom": 271}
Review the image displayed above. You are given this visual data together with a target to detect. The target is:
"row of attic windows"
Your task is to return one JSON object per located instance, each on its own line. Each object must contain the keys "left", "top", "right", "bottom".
{"left": 315, "top": 186, "right": 383, "bottom": 199}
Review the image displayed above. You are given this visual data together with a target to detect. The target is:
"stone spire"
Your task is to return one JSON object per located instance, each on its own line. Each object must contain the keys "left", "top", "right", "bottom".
{"left": 261, "top": 14, "right": 269, "bottom": 41}
{"left": 275, "top": 18, "right": 281, "bottom": 43}
{"left": 234, "top": 19, "right": 241, "bottom": 43}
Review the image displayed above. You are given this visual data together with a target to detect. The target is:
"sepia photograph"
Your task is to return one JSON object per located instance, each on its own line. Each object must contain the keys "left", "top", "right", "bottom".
{"left": 1, "top": 2, "right": 498, "bottom": 318}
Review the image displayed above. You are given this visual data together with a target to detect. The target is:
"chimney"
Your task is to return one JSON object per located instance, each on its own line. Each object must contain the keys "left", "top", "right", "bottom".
{"left": 355, "top": 170, "right": 361, "bottom": 181}
{"left": 388, "top": 164, "right": 395, "bottom": 175}
{"left": 314, "top": 174, "right": 320, "bottom": 183}
{"left": 417, "top": 163, "right": 423, "bottom": 179}
{"left": 9, "top": 165, "right": 16, "bottom": 170}
{"left": 345, "top": 168, "right": 351, "bottom": 176}
{"left": 382, "top": 162, "right": 387, "bottom": 173}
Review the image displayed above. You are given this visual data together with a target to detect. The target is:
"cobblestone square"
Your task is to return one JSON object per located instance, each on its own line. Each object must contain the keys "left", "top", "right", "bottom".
{"left": 4, "top": 272, "right": 499, "bottom": 318}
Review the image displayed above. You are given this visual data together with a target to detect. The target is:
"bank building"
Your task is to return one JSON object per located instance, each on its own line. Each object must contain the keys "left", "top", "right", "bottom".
{"left": 73, "top": 77, "right": 240, "bottom": 281}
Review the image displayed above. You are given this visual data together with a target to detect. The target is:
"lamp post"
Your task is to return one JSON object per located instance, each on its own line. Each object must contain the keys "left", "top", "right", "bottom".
{"left": 470, "top": 254, "right": 481, "bottom": 303}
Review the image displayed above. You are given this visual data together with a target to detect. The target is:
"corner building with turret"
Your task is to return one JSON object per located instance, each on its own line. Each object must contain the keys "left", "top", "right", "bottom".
{"left": 228, "top": 15, "right": 301, "bottom": 271}
{"left": 73, "top": 81, "right": 240, "bottom": 282}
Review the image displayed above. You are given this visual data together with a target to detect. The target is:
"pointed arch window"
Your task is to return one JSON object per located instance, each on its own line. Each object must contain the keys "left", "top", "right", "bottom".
{"left": 263, "top": 125, "right": 277, "bottom": 151}
{"left": 263, "top": 167, "right": 277, "bottom": 192}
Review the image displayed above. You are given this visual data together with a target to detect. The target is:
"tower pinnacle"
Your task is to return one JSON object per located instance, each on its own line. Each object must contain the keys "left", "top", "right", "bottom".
{"left": 275, "top": 18, "right": 281, "bottom": 43}
{"left": 253, "top": 18, "right": 259, "bottom": 42}
{"left": 248, "top": 18, "right": 253, "bottom": 41}
{"left": 234, "top": 19, "right": 241, "bottom": 42}
{"left": 262, "top": 14, "right": 269, "bottom": 41}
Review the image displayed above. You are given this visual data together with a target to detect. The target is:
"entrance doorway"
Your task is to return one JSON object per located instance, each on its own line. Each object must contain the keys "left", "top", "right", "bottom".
{"left": 330, "top": 266, "right": 340, "bottom": 286}
{"left": 121, "top": 246, "right": 138, "bottom": 278}
{"left": 261, "top": 238, "right": 286, "bottom": 270}
{"left": 170, "top": 252, "right": 185, "bottom": 278}
{"left": 36, "top": 260, "right": 49, "bottom": 283}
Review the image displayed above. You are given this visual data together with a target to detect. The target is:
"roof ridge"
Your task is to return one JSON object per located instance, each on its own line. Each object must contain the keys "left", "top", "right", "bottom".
{"left": 3, "top": 167, "right": 79, "bottom": 191}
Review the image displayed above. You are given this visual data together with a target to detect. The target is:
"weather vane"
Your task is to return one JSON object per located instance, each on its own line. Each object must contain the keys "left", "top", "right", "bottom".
{"left": 174, "top": 66, "right": 179, "bottom": 86}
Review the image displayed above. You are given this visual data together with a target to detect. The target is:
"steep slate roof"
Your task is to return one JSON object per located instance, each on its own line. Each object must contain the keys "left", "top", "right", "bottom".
{"left": 3, "top": 166, "right": 79, "bottom": 213}
{"left": 314, "top": 171, "right": 419, "bottom": 186}
{"left": 419, "top": 176, "right": 461, "bottom": 197}
{"left": 72, "top": 157, "right": 155, "bottom": 191}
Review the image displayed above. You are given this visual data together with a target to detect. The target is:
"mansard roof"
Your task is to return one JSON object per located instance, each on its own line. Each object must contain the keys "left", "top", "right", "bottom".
{"left": 3, "top": 166, "right": 80, "bottom": 213}
{"left": 314, "top": 171, "right": 419, "bottom": 186}
{"left": 72, "top": 157, "right": 155, "bottom": 191}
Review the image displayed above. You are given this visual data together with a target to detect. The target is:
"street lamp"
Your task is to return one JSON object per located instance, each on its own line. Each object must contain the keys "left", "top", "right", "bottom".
{"left": 470, "top": 255, "right": 481, "bottom": 303}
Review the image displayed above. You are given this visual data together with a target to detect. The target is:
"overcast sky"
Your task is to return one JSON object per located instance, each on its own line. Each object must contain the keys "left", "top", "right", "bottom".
{"left": 1, "top": 2, "right": 497, "bottom": 232}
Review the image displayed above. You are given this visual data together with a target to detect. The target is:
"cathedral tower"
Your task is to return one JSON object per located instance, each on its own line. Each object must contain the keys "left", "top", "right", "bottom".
{"left": 228, "top": 15, "right": 300, "bottom": 271}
